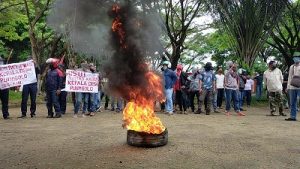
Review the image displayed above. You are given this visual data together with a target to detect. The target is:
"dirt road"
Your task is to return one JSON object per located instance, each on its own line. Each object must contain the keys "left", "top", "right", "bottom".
{"left": 0, "top": 104, "right": 299, "bottom": 169}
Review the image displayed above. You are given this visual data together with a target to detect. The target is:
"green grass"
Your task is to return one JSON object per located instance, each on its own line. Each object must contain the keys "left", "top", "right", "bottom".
{"left": 9, "top": 90, "right": 22, "bottom": 103}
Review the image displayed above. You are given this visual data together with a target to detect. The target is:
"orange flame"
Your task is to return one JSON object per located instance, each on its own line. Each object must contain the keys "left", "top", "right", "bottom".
{"left": 111, "top": 4, "right": 166, "bottom": 135}
{"left": 112, "top": 4, "right": 127, "bottom": 49}
{"left": 123, "top": 72, "right": 166, "bottom": 134}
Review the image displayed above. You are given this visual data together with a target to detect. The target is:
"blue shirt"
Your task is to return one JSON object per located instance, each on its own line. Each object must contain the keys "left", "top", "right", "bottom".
{"left": 163, "top": 69, "right": 177, "bottom": 89}
{"left": 200, "top": 71, "right": 216, "bottom": 89}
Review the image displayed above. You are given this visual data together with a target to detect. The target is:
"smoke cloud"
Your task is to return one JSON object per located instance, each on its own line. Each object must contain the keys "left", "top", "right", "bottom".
{"left": 48, "top": 0, "right": 164, "bottom": 100}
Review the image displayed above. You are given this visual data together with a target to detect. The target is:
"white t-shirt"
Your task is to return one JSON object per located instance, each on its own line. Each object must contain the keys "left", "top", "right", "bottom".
{"left": 245, "top": 79, "right": 254, "bottom": 91}
{"left": 215, "top": 74, "right": 225, "bottom": 89}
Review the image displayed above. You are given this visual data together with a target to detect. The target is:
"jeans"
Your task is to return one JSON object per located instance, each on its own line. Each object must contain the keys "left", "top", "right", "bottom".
{"left": 58, "top": 91, "right": 67, "bottom": 114}
{"left": 213, "top": 89, "right": 218, "bottom": 110}
{"left": 46, "top": 90, "right": 61, "bottom": 116}
{"left": 165, "top": 88, "right": 174, "bottom": 113}
{"left": 94, "top": 91, "right": 101, "bottom": 109}
{"left": 225, "top": 89, "right": 240, "bottom": 112}
{"left": 82, "top": 93, "right": 96, "bottom": 113}
{"left": 21, "top": 83, "right": 37, "bottom": 116}
{"left": 256, "top": 84, "right": 262, "bottom": 100}
{"left": 289, "top": 89, "right": 300, "bottom": 119}
{"left": 88, "top": 93, "right": 97, "bottom": 112}
{"left": 217, "top": 88, "right": 224, "bottom": 107}
{"left": 238, "top": 89, "right": 245, "bottom": 109}
{"left": 111, "top": 97, "right": 123, "bottom": 111}
{"left": 0, "top": 89, "right": 9, "bottom": 118}
{"left": 74, "top": 93, "right": 88, "bottom": 114}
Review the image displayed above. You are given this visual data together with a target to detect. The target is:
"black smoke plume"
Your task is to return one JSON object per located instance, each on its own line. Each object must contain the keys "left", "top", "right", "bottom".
{"left": 48, "top": 0, "right": 163, "bottom": 101}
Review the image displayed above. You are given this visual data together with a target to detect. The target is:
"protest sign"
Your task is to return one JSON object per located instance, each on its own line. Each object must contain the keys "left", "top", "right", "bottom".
{"left": 0, "top": 60, "right": 37, "bottom": 89}
{"left": 64, "top": 69, "right": 99, "bottom": 93}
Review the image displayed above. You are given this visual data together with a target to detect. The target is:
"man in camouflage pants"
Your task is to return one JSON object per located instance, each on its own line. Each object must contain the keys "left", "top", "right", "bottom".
{"left": 269, "top": 91, "right": 284, "bottom": 116}
{"left": 263, "top": 61, "right": 286, "bottom": 116}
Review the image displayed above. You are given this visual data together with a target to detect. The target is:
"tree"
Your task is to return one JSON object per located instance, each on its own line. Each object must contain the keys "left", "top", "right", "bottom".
{"left": 268, "top": 1, "right": 300, "bottom": 67}
{"left": 0, "top": 0, "right": 28, "bottom": 59}
{"left": 23, "top": 0, "right": 63, "bottom": 65}
{"left": 212, "top": 0, "right": 288, "bottom": 67}
{"left": 161, "top": 0, "right": 206, "bottom": 69}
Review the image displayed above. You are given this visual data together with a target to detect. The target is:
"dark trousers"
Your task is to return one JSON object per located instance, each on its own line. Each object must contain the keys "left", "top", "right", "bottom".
{"left": 46, "top": 90, "right": 61, "bottom": 116}
{"left": 160, "top": 102, "right": 165, "bottom": 111}
{"left": 189, "top": 90, "right": 200, "bottom": 112}
{"left": 245, "top": 90, "right": 252, "bottom": 106}
{"left": 217, "top": 88, "right": 224, "bottom": 107}
{"left": 59, "top": 91, "right": 67, "bottom": 114}
{"left": 104, "top": 95, "right": 110, "bottom": 109}
{"left": 175, "top": 90, "right": 187, "bottom": 111}
{"left": 21, "top": 83, "right": 37, "bottom": 116}
{"left": 0, "top": 89, "right": 9, "bottom": 118}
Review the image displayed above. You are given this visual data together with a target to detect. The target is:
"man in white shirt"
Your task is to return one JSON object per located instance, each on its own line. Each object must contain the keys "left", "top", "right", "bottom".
{"left": 263, "top": 61, "right": 286, "bottom": 116}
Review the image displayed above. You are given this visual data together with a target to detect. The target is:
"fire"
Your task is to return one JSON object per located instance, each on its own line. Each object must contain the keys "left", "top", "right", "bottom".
{"left": 111, "top": 4, "right": 166, "bottom": 135}
{"left": 123, "top": 72, "right": 166, "bottom": 134}
{"left": 111, "top": 4, "right": 127, "bottom": 49}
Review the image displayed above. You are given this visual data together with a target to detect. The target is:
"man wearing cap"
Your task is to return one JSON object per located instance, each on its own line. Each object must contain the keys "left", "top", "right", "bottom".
{"left": 263, "top": 61, "right": 286, "bottom": 116}
{"left": 162, "top": 61, "right": 177, "bottom": 115}
{"left": 18, "top": 57, "right": 40, "bottom": 118}
{"left": 285, "top": 52, "right": 300, "bottom": 121}
{"left": 45, "top": 58, "right": 62, "bottom": 118}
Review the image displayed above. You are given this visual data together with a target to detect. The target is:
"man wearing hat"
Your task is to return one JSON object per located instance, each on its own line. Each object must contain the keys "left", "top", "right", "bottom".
{"left": 45, "top": 58, "right": 62, "bottom": 118}
{"left": 263, "top": 61, "right": 286, "bottom": 116}
{"left": 285, "top": 52, "right": 300, "bottom": 121}
{"left": 162, "top": 61, "right": 177, "bottom": 115}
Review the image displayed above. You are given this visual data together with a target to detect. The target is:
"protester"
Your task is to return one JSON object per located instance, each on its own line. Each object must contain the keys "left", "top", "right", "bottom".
{"left": 87, "top": 63, "right": 97, "bottom": 116}
{"left": 45, "top": 58, "right": 62, "bottom": 118}
{"left": 254, "top": 72, "right": 263, "bottom": 101}
{"left": 215, "top": 68, "right": 225, "bottom": 109}
{"left": 224, "top": 64, "right": 245, "bottom": 116}
{"left": 73, "top": 62, "right": 90, "bottom": 118}
{"left": 188, "top": 67, "right": 201, "bottom": 113}
{"left": 285, "top": 52, "right": 300, "bottom": 121}
{"left": 244, "top": 75, "right": 254, "bottom": 107}
{"left": 199, "top": 62, "right": 216, "bottom": 115}
{"left": 263, "top": 61, "right": 286, "bottom": 116}
{"left": 19, "top": 58, "right": 40, "bottom": 118}
{"left": 174, "top": 64, "right": 188, "bottom": 114}
{"left": 238, "top": 69, "right": 247, "bottom": 111}
{"left": 0, "top": 61, "right": 10, "bottom": 120}
{"left": 162, "top": 61, "right": 177, "bottom": 115}
{"left": 58, "top": 64, "right": 67, "bottom": 115}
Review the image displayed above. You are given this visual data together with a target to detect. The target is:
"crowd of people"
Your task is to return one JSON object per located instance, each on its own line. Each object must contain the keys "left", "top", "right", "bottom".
{"left": 162, "top": 52, "right": 300, "bottom": 122}
{"left": 0, "top": 52, "right": 300, "bottom": 122}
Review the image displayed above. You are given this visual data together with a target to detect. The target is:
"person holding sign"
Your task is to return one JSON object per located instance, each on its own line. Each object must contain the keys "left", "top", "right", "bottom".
{"left": 0, "top": 61, "right": 10, "bottom": 120}
{"left": 19, "top": 57, "right": 40, "bottom": 118}
{"left": 45, "top": 58, "right": 62, "bottom": 118}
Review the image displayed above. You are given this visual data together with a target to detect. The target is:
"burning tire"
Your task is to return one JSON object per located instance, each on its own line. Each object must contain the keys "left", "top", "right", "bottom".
{"left": 127, "top": 129, "right": 168, "bottom": 147}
